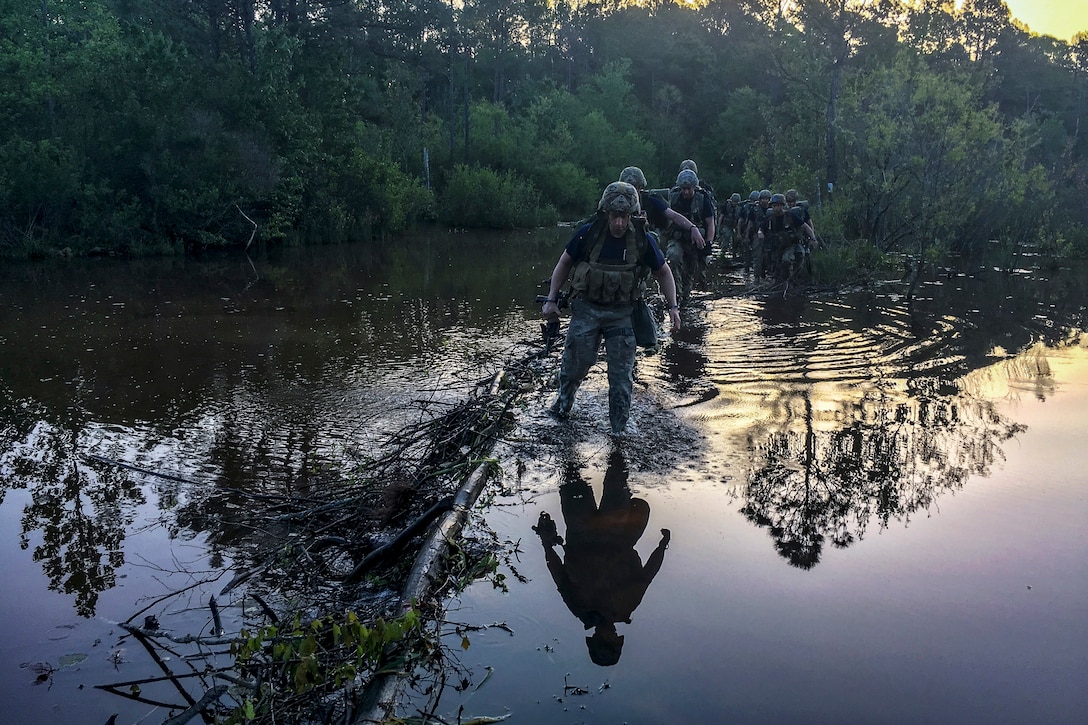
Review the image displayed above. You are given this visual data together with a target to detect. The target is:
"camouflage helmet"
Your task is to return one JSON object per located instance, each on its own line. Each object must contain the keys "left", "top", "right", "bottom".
{"left": 784, "top": 188, "right": 799, "bottom": 204}
{"left": 598, "top": 181, "right": 641, "bottom": 215}
{"left": 679, "top": 159, "right": 698, "bottom": 174}
{"left": 676, "top": 169, "right": 698, "bottom": 189}
{"left": 730, "top": 193, "right": 742, "bottom": 203}
{"left": 770, "top": 193, "right": 786, "bottom": 205}
{"left": 749, "top": 191, "right": 760, "bottom": 201}
{"left": 619, "top": 166, "right": 647, "bottom": 189}
{"left": 759, "top": 189, "right": 772, "bottom": 200}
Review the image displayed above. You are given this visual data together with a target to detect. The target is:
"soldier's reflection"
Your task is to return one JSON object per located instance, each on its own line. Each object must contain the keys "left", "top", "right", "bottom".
{"left": 532, "top": 448, "right": 670, "bottom": 666}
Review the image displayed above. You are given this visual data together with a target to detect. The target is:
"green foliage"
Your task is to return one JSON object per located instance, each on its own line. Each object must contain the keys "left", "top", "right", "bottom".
{"left": 836, "top": 53, "right": 1033, "bottom": 257}
{"left": 0, "top": 0, "right": 1084, "bottom": 259}
{"left": 225, "top": 608, "right": 426, "bottom": 724}
{"left": 811, "top": 238, "right": 901, "bottom": 286}
{"left": 530, "top": 162, "right": 599, "bottom": 218}
{"left": 439, "top": 165, "right": 557, "bottom": 229}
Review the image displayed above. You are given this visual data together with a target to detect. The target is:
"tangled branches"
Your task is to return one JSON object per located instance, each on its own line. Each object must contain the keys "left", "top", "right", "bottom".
{"left": 101, "top": 340, "right": 558, "bottom": 724}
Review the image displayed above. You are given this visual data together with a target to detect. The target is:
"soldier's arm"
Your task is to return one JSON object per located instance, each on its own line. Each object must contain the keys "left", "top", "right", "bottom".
{"left": 703, "top": 198, "right": 715, "bottom": 244}
{"left": 664, "top": 207, "right": 705, "bottom": 248}
{"left": 541, "top": 252, "right": 574, "bottom": 317}
{"left": 651, "top": 265, "right": 683, "bottom": 331}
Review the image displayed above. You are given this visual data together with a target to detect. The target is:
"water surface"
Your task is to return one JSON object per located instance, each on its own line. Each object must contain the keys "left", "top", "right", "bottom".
{"left": 0, "top": 235, "right": 1085, "bottom": 723}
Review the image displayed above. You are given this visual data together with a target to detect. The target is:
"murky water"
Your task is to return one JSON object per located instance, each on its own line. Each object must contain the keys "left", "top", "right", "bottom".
{"left": 1, "top": 234, "right": 1086, "bottom": 723}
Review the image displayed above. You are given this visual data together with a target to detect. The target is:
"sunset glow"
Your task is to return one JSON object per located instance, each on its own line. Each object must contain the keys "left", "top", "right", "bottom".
{"left": 988, "top": 0, "right": 1087, "bottom": 41}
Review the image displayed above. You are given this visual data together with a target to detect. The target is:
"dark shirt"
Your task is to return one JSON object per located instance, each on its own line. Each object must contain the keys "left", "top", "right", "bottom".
{"left": 640, "top": 192, "right": 670, "bottom": 230}
{"left": 566, "top": 222, "right": 667, "bottom": 271}
{"left": 760, "top": 207, "right": 807, "bottom": 236}
{"left": 793, "top": 203, "right": 812, "bottom": 225}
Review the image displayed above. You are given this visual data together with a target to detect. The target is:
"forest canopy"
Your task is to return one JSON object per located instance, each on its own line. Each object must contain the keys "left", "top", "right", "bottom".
{"left": 1, "top": 0, "right": 1085, "bottom": 258}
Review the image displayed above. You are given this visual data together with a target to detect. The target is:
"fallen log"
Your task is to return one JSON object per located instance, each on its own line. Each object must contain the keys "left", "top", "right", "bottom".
{"left": 343, "top": 495, "right": 455, "bottom": 585}
{"left": 353, "top": 372, "right": 507, "bottom": 724}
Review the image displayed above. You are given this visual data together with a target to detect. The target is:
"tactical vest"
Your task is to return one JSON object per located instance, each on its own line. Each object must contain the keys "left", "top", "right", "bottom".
{"left": 721, "top": 202, "right": 739, "bottom": 228}
{"left": 569, "top": 216, "right": 651, "bottom": 304}
{"left": 740, "top": 202, "right": 759, "bottom": 235}
{"left": 667, "top": 187, "right": 709, "bottom": 238}
{"left": 767, "top": 209, "right": 806, "bottom": 248}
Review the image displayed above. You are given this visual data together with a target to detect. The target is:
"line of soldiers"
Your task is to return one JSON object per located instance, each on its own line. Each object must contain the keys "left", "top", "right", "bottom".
{"left": 618, "top": 160, "right": 715, "bottom": 306}
{"left": 719, "top": 188, "right": 818, "bottom": 282}
{"left": 617, "top": 161, "right": 820, "bottom": 300}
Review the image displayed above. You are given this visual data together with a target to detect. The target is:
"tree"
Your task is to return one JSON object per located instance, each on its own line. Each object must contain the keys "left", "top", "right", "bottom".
{"left": 837, "top": 53, "right": 1042, "bottom": 256}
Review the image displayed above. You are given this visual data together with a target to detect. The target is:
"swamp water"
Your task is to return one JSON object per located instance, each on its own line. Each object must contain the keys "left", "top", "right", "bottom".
{"left": 0, "top": 231, "right": 1085, "bottom": 724}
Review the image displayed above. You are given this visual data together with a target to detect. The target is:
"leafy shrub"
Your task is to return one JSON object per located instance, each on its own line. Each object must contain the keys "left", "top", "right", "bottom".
{"left": 811, "top": 238, "right": 900, "bottom": 285}
{"left": 529, "top": 161, "right": 599, "bottom": 219}
{"left": 439, "top": 165, "right": 557, "bottom": 229}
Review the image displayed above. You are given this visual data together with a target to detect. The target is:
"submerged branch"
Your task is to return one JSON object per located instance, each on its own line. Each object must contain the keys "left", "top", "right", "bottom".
{"left": 106, "top": 345, "right": 554, "bottom": 724}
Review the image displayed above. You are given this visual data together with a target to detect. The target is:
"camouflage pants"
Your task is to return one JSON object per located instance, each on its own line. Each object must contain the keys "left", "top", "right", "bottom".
{"left": 750, "top": 233, "right": 764, "bottom": 277}
{"left": 553, "top": 298, "right": 637, "bottom": 435}
{"left": 665, "top": 235, "right": 700, "bottom": 303}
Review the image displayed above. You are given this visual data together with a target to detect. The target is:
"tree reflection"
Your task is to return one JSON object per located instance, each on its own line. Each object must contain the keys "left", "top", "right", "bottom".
{"left": 741, "top": 386, "right": 1024, "bottom": 569}
{"left": 0, "top": 385, "right": 145, "bottom": 617}
{"left": 532, "top": 447, "right": 670, "bottom": 666}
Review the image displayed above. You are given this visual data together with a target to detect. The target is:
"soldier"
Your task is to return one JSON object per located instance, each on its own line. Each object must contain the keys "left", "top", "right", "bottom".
{"left": 718, "top": 192, "right": 743, "bottom": 260}
{"left": 784, "top": 188, "right": 817, "bottom": 246}
{"left": 737, "top": 191, "right": 760, "bottom": 273}
{"left": 619, "top": 166, "right": 706, "bottom": 248}
{"left": 756, "top": 193, "right": 816, "bottom": 282}
{"left": 541, "top": 182, "right": 682, "bottom": 436}
{"left": 748, "top": 189, "right": 774, "bottom": 276}
{"left": 665, "top": 170, "right": 715, "bottom": 304}
{"left": 678, "top": 160, "right": 718, "bottom": 284}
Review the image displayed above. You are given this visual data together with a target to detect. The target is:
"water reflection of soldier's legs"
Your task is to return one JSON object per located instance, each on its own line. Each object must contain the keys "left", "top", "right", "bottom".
{"left": 597, "top": 450, "right": 650, "bottom": 548}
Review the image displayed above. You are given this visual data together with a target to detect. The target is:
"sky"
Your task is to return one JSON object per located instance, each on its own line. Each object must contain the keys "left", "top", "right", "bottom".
{"left": 998, "top": 0, "right": 1088, "bottom": 41}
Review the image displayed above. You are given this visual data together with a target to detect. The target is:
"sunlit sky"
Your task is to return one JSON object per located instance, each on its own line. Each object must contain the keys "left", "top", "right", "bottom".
{"left": 991, "top": 0, "right": 1088, "bottom": 41}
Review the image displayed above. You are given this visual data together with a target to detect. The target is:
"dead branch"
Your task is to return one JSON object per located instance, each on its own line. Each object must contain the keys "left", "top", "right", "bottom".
{"left": 344, "top": 495, "right": 455, "bottom": 585}
{"left": 161, "top": 684, "right": 230, "bottom": 725}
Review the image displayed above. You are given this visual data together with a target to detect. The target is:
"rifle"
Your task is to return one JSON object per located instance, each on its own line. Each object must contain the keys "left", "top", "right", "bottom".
{"left": 534, "top": 291, "right": 569, "bottom": 355}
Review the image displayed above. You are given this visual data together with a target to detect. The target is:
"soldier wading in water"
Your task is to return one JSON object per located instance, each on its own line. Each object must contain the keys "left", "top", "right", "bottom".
{"left": 540, "top": 182, "right": 682, "bottom": 436}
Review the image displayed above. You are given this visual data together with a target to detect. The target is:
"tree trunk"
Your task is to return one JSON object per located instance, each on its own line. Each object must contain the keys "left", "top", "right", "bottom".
{"left": 825, "top": 62, "right": 842, "bottom": 203}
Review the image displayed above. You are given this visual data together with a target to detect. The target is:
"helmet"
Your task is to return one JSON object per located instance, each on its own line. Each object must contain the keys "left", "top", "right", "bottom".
{"left": 730, "top": 193, "right": 742, "bottom": 203}
{"left": 784, "top": 189, "right": 799, "bottom": 204}
{"left": 598, "top": 181, "right": 640, "bottom": 214}
{"left": 770, "top": 193, "right": 786, "bottom": 205}
{"left": 759, "top": 189, "right": 772, "bottom": 200}
{"left": 676, "top": 169, "right": 698, "bottom": 189}
{"left": 619, "top": 166, "right": 647, "bottom": 189}
{"left": 679, "top": 159, "right": 698, "bottom": 174}
{"left": 749, "top": 191, "right": 760, "bottom": 201}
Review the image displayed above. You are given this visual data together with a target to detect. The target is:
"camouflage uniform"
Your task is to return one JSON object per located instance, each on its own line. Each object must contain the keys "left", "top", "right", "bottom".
{"left": 665, "top": 170, "right": 712, "bottom": 302}
{"left": 750, "top": 190, "right": 773, "bottom": 277}
{"left": 552, "top": 182, "right": 666, "bottom": 435}
{"left": 719, "top": 193, "right": 742, "bottom": 259}
{"left": 760, "top": 194, "right": 809, "bottom": 281}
